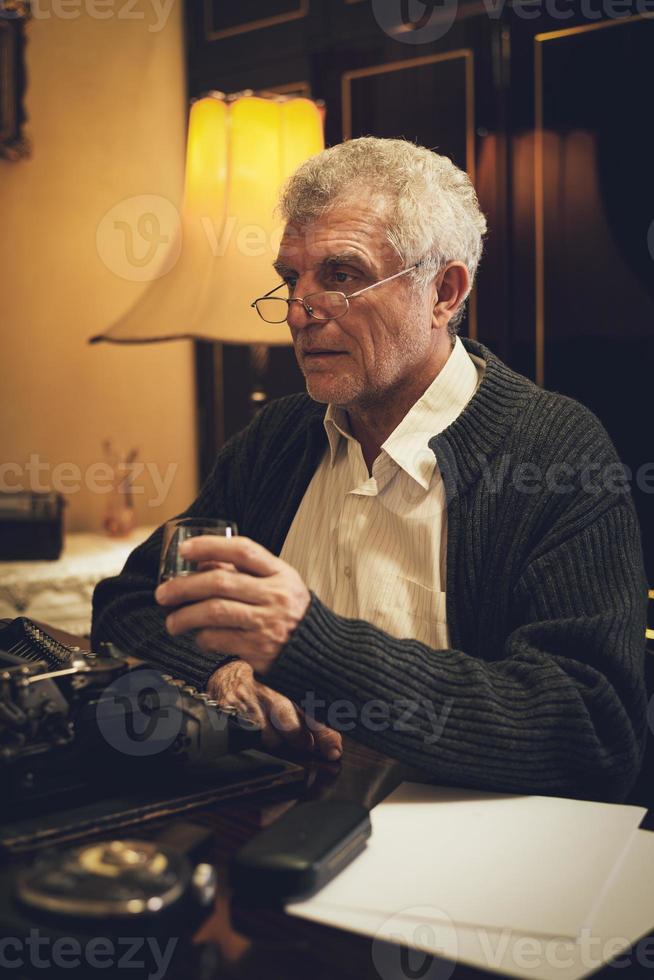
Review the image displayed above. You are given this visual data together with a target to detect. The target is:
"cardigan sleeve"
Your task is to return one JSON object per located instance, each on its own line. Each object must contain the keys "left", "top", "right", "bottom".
{"left": 266, "top": 498, "right": 648, "bottom": 803}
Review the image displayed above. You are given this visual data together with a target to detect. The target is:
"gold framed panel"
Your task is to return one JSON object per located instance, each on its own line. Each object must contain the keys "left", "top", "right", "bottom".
{"left": 341, "top": 51, "right": 478, "bottom": 338}
{"left": 204, "top": 0, "right": 309, "bottom": 42}
{"left": 533, "top": 14, "right": 646, "bottom": 387}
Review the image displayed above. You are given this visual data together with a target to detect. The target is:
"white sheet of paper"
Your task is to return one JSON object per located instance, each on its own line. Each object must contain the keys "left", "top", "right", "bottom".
{"left": 288, "top": 829, "right": 654, "bottom": 980}
{"left": 288, "top": 783, "right": 645, "bottom": 940}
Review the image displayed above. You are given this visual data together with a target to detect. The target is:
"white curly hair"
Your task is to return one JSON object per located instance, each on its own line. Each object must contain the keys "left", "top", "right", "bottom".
{"left": 279, "top": 137, "right": 487, "bottom": 333}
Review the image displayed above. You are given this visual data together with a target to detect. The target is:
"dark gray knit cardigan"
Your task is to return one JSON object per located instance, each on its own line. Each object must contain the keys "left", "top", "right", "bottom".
{"left": 92, "top": 339, "right": 648, "bottom": 802}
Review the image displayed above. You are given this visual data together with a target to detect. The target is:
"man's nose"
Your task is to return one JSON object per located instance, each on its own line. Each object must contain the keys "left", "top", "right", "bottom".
{"left": 286, "top": 298, "right": 313, "bottom": 330}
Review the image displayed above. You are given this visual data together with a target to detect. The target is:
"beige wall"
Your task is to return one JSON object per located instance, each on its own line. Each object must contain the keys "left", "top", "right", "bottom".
{"left": 0, "top": 0, "right": 198, "bottom": 533}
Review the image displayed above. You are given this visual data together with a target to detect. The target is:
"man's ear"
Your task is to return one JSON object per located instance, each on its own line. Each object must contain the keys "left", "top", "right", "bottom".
{"left": 432, "top": 262, "right": 470, "bottom": 328}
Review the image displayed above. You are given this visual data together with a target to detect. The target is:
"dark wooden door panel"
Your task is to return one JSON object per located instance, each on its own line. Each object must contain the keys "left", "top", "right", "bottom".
{"left": 509, "top": 12, "right": 654, "bottom": 578}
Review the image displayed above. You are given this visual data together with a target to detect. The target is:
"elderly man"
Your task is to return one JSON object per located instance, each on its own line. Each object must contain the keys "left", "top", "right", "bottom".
{"left": 92, "top": 137, "right": 647, "bottom": 802}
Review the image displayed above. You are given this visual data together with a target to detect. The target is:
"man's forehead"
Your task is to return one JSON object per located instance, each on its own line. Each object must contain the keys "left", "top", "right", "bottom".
{"left": 277, "top": 204, "right": 395, "bottom": 269}
{"left": 277, "top": 222, "right": 369, "bottom": 257}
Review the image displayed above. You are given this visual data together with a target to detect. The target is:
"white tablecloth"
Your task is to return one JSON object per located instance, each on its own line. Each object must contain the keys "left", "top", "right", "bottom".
{"left": 0, "top": 527, "right": 156, "bottom": 635}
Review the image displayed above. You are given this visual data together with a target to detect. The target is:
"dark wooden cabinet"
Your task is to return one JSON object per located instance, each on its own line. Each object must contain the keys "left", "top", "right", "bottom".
{"left": 187, "top": 2, "right": 653, "bottom": 579}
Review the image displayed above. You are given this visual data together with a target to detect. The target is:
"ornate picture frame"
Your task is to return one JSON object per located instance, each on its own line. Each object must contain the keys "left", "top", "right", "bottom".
{"left": 0, "top": 1, "right": 31, "bottom": 161}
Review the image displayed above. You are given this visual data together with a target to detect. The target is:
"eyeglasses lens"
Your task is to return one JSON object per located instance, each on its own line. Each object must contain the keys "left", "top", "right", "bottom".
{"left": 256, "top": 291, "right": 349, "bottom": 323}
{"left": 255, "top": 298, "right": 289, "bottom": 323}
{"left": 306, "top": 292, "right": 348, "bottom": 319}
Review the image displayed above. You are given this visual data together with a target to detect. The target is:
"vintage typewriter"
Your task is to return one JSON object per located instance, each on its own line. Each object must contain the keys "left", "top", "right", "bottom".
{"left": 0, "top": 618, "right": 304, "bottom": 855}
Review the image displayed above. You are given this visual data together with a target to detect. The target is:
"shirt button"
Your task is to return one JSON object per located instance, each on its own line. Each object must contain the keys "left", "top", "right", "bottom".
{"left": 344, "top": 566, "right": 352, "bottom": 578}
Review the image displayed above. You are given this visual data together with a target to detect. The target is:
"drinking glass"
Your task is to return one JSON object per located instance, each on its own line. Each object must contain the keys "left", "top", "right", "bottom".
{"left": 158, "top": 518, "right": 238, "bottom": 584}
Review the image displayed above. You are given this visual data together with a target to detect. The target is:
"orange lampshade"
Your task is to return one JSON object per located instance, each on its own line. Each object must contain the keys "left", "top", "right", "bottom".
{"left": 90, "top": 93, "right": 324, "bottom": 346}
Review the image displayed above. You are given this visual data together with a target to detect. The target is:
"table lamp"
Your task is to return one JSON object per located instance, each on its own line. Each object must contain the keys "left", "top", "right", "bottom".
{"left": 89, "top": 91, "right": 324, "bottom": 348}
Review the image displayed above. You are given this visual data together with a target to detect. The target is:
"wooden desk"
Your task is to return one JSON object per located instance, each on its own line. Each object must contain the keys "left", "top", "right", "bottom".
{"left": 6, "top": 624, "right": 650, "bottom": 980}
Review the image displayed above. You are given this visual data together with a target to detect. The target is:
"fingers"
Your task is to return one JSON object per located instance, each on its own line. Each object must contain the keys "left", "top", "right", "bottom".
{"left": 206, "top": 659, "right": 253, "bottom": 699}
{"left": 207, "top": 666, "right": 317, "bottom": 755}
{"left": 233, "top": 697, "right": 268, "bottom": 730}
{"left": 179, "top": 536, "right": 281, "bottom": 577}
{"left": 245, "top": 683, "right": 340, "bottom": 761}
{"left": 302, "top": 715, "right": 343, "bottom": 761}
{"left": 165, "top": 598, "right": 261, "bottom": 635}
{"left": 205, "top": 666, "right": 343, "bottom": 762}
{"left": 218, "top": 683, "right": 267, "bottom": 728}
{"left": 196, "top": 560, "right": 237, "bottom": 573}
{"left": 206, "top": 661, "right": 267, "bottom": 728}
{"left": 156, "top": 567, "right": 266, "bottom": 609}
{"left": 257, "top": 686, "right": 314, "bottom": 755}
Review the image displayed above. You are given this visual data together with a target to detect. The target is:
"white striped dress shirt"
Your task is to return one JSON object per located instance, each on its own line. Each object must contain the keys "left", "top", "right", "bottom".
{"left": 280, "top": 337, "right": 485, "bottom": 649}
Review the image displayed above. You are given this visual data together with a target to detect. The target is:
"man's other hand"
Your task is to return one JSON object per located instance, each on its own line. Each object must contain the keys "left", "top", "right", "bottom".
{"left": 207, "top": 660, "right": 342, "bottom": 762}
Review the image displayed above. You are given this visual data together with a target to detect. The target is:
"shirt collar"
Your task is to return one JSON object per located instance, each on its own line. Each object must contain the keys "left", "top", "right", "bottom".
{"left": 324, "top": 402, "right": 353, "bottom": 465}
{"left": 323, "top": 336, "right": 482, "bottom": 486}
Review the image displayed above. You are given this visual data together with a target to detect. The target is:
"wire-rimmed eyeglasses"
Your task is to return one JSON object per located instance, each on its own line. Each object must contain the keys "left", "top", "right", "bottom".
{"left": 250, "top": 264, "right": 419, "bottom": 324}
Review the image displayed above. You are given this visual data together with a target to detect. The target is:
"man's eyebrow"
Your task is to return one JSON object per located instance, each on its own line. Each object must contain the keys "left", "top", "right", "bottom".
{"left": 273, "top": 251, "right": 375, "bottom": 279}
{"left": 319, "top": 251, "right": 373, "bottom": 273}
{"left": 273, "top": 259, "right": 296, "bottom": 278}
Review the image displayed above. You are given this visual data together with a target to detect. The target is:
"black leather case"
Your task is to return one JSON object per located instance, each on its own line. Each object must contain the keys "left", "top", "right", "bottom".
{"left": 231, "top": 800, "right": 371, "bottom": 903}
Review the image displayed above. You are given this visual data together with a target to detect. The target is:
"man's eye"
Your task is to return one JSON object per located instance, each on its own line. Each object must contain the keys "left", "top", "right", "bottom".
{"left": 284, "top": 277, "right": 298, "bottom": 292}
{"left": 331, "top": 270, "right": 352, "bottom": 284}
